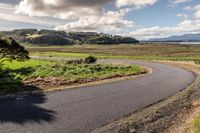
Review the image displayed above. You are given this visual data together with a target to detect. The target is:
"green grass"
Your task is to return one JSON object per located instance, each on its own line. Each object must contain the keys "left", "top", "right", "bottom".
{"left": 28, "top": 63, "right": 144, "bottom": 81}
{"left": 31, "top": 51, "right": 200, "bottom": 62}
{"left": 2, "top": 61, "right": 144, "bottom": 81}
{"left": 0, "top": 59, "right": 145, "bottom": 94}
{"left": 2, "top": 59, "right": 53, "bottom": 70}
{"left": 0, "top": 60, "right": 54, "bottom": 86}
{"left": 31, "top": 52, "right": 94, "bottom": 58}
{"left": 191, "top": 113, "right": 200, "bottom": 133}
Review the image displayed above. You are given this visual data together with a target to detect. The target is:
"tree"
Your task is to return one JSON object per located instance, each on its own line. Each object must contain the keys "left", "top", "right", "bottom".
{"left": 0, "top": 34, "right": 29, "bottom": 68}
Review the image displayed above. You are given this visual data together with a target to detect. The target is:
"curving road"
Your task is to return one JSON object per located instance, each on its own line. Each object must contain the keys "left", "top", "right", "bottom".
{"left": 0, "top": 60, "right": 195, "bottom": 133}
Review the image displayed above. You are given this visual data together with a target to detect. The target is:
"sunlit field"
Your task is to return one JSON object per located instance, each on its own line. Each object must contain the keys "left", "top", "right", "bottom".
{"left": 28, "top": 44, "right": 200, "bottom": 63}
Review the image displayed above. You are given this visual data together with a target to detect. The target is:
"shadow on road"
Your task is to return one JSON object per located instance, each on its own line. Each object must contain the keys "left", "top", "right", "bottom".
{"left": 0, "top": 92, "right": 56, "bottom": 124}
{"left": 0, "top": 68, "right": 56, "bottom": 124}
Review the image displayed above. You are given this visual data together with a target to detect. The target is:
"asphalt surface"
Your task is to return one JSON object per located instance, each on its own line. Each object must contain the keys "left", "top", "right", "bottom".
{"left": 0, "top": 60, "right": 195, "bottom": 133}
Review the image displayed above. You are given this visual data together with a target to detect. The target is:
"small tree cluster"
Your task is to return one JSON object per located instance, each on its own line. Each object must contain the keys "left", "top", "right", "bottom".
{"left": 0, "top": 34, "right": 29, "bottom": 68}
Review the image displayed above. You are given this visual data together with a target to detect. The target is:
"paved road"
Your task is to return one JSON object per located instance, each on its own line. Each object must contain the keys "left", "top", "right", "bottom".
{"left": 0, "top": 60, "right": 195, "bottom": 133}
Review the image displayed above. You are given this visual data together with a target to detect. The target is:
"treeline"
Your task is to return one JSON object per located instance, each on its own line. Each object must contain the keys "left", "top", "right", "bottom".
{"left": 1, "top": 29, "right": 139, "bottom": 45}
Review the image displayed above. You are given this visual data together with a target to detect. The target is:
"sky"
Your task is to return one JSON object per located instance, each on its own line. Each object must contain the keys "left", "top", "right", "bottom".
{"left": 0, "top": 0, "right": 200, "bottom": 40}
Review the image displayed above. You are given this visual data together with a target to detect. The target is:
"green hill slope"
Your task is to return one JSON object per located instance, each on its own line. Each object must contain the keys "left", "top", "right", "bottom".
{"left": 1, "top": 29, "right": 139, "bottom": 45}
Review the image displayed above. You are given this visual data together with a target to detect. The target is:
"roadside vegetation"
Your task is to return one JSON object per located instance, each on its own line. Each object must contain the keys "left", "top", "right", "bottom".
{"left": 0, "top": 58, "right": 145, "bottom": 95}
{"left": 191, "top": 114, "right": 200, "bottom": 133}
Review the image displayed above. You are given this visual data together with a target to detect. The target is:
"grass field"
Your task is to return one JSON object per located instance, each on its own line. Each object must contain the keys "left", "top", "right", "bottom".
{"left": 28, "top": 44, "right": 200, "bottom": 62}
{"left": 2, "top": 60, "right": 52, "bottom": 70}
{"left": 0, "top": 59, "right": 145, "bottom": 94}
{"left": 0, "top": 60, "right": 53, "bottom": 86}
{"left": 2, "top": 59, "right": 145, "bottom": 80}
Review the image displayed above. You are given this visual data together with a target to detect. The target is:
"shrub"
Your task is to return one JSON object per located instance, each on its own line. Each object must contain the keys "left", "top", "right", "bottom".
{"left": 84, "top": 56, "right": 97, "bottom": 64}
{"left": 65, "top": 59, "right": 84, "bottom": 64}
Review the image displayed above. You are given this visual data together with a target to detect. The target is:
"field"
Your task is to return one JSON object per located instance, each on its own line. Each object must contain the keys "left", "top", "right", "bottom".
{"left": 2, "top": 60, "right": 144, "bottom": 81}
{"left": 27, "top": 44, "right": 200, "bottom": 63}
{"left": 0, "top": 59, "right": 145, "bottom": 95}
{"left": 2, "top": 60, "right": 52, "bottom": 70}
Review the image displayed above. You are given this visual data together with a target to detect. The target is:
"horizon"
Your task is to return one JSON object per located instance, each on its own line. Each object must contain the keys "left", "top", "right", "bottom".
{"left": 0, "top": 0, "right": 200, "bottom": 40}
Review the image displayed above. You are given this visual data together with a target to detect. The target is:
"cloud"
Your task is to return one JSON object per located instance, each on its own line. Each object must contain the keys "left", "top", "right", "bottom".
{"left": 126, "top": 2, "right": 200, "bottom": 40}
{"left": 177, "top": 13, "right": 189, "bottom": 19}
{"left": 16, "top": 0, "right": 112, "bottom": 19}
{"left": 183, "top": 6, "right": 192, "bottom": 10}
{"left": 16, "top": 0, "right": 159, "bottom": 20}
{"left": 194, "top": 5, "right": 200, "bottom": 18}
{"left": 0, "top": 0, "right": 20, "bottom": 5}
{"left": 170, "top": 0, "right": 192, "bottom": 4}
{"left": 183, "top": 5, "right": 200, "bottom": 18}
{"left": 55, "top": 9, "right": 134, "bottom": 32}
{"left": 15, "top": 0, "right": 158, "bottom": 33}
{"left": 116, "top": 0, "right": 158, "bottom": 8}
{"left": 127, "top": 19, "right": 200, "bottom": 39}
{"left": 0, "top": 3, "right": 62, "bottom": 27}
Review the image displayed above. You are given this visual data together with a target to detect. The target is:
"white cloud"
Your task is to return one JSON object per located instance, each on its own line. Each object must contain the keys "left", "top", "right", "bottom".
{"left": 177, "top": 13, "right": 189, "bottom": 19}
{"left": 55, "top": 9, "right": 134, "bottom": 32}
{"left": 116, "top": 0, "right": 158, "bottom": 8}
{"left": 14, "top": 0, "right": 159, "bottom": 34}
{"left": 16, "top": 0, "right": 159, "bottom": 20}
{"left": 170, "top": 0, "right": 192, "bottom": 4}
{"left": 15, "top": 0, "right": 111, "bottom": 19}
{"left": 0, "top": 3, "right": 62, "bottom": 27}
{"left": 14, "top": 0, "right": 160, "bottom": 34}
{"left": 183, "top": 5, "right": 200, "bottom": 18}
{"left": 194, "top": 5, "right": 200, "bottom": 18}
{"left": 183, "top": 6, "right": 192, "bottom": 10}
{"left": 127, "top": 19, "right": 200, "bottom": 39}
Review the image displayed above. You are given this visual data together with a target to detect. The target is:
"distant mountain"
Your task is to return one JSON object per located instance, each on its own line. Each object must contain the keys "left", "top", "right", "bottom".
{"left": 0, "top": 29, "right": 139, "bottom": 45}
{"left": 148, "top": 33, "right": 200, "bottom": 42}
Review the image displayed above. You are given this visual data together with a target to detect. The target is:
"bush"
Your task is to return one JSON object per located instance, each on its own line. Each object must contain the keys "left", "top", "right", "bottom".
{"left": 84, "top": 56, "right": 97, "bottom": 64}
{"left": 65, "top": 59, "right": 84, "bottom": 64}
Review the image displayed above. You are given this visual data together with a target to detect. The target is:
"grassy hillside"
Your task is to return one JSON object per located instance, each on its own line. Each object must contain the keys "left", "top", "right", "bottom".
{"left": 1, "top": 29, "right": 139, "bottom": 45}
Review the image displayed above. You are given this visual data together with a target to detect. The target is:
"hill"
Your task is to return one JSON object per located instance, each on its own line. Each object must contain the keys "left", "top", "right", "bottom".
{"left": 148, "top": 33, "right": 200, "bottom": 42}
{"left": 0, "top": 29, "right": 139, "bottom": 45}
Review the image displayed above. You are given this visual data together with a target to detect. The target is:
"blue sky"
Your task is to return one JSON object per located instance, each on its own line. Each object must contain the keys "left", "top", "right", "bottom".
{"left": 0, "top": 0, "right": 200, "bottom": 39}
